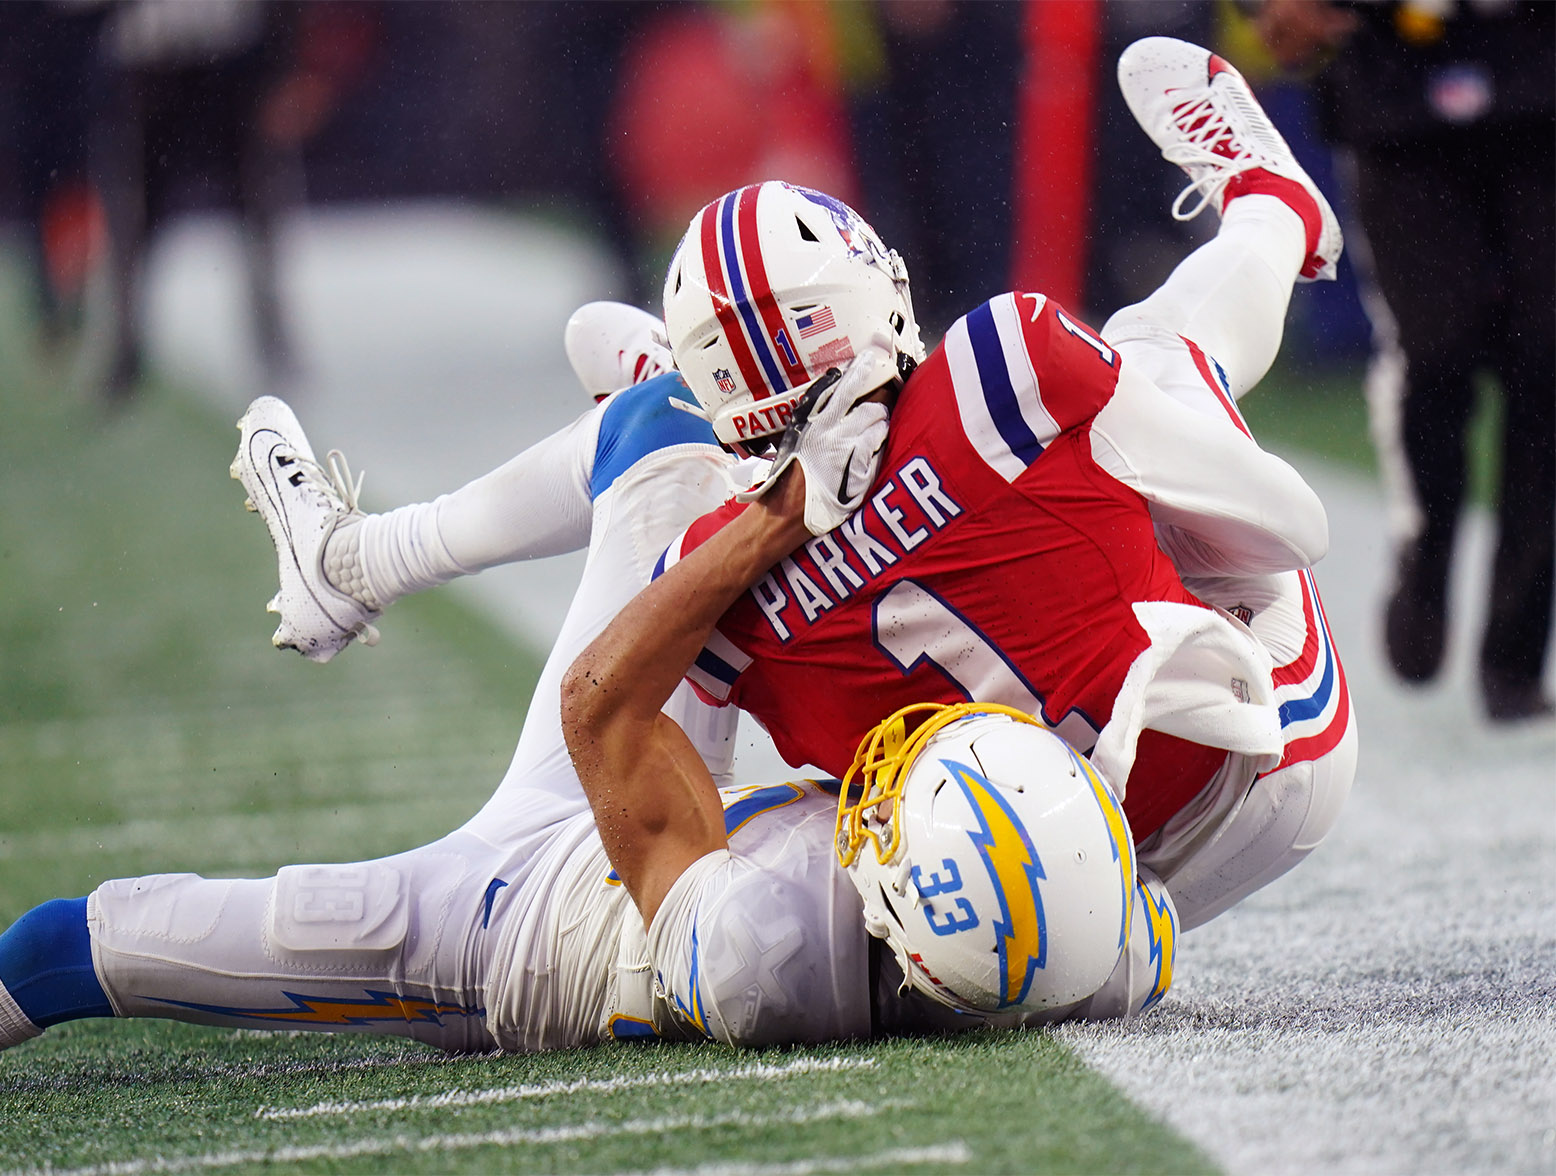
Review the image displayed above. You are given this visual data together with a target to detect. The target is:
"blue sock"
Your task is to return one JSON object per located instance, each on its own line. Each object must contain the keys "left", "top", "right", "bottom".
{"left": 0, "top": 897, "right": 114, "bottom": 1028}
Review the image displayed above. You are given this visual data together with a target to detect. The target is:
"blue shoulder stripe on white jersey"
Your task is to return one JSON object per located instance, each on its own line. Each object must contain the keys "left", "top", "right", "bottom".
{"left": 944, "top": 294, "right": 1062, "bottom": 483}
{"left": 590, "top": 373, "right": 717, "bottom": 500}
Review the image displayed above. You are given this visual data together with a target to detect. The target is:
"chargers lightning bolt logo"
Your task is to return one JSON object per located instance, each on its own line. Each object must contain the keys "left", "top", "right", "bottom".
{"left": 1066, "top": 746, "right": 1136, "bottom": 952}
{"left": 1137, "top": 879, "right": 1178, "bottom": 1012}
{"left": 947, "top": 759, "right": 1046, "bottom": 1007}
{"left": 149, "top": 989, "right": 484, "bottom": 1026}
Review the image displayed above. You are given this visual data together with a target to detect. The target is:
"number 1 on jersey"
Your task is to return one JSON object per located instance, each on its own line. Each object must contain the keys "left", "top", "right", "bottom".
{"left": 1055, "top": 309, "right": 1116, "bottom": 367}
{"left": 872, "top": 579, "right": 1100, "bottom": 752}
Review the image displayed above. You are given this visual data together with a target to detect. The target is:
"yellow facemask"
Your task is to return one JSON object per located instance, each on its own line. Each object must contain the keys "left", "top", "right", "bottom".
{"left": 833, "top": 701, "right": 1046, "bottom": 870}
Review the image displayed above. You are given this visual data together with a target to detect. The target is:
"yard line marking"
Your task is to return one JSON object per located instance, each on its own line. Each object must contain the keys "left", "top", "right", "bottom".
{"left": 18, "top": 1099, "right": 899, "bottom": 1176}
{"left": 618, "top": 1142, "right": 972, "bottom": 1176}
{"left": 256, "top": 1054, "right": 876, "bottom": 1120}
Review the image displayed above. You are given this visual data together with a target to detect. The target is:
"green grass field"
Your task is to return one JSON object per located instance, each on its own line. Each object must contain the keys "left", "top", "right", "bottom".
{"left": 0, "top": 257, "right": 1218, "bottom": 1174}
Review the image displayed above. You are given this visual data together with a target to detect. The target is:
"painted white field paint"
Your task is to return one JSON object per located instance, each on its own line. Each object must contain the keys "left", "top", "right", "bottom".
{"left": 148, "top": 208, "right": 1556, "bottom": 1175}
{"left": 256, "top": 1055, "right": 876, "bottom": 1120}
{"left": 1057, "top": 462, "right": 1556, "bottom": 1176}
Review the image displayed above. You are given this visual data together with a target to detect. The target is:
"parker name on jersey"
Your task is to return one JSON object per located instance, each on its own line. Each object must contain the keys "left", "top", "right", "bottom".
{"left": 662, "top": 291, "right": 1288, "bottom": 841}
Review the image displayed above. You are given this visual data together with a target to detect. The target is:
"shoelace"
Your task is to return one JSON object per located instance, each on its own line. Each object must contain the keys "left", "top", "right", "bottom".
{"left": 293, "top": 447, "right": 366, "bottom": 517}
{"left": 288, "top": 446, "right": 382, "bottom": 644}
{"left": 1162, "top": 84, "right": 1285, "bottom": 222}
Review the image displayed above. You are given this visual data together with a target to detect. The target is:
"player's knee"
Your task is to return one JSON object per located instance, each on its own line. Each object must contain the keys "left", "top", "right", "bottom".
{"left": 1291, "top": 717, "right": 1358, "bottom": 855}
{"left": 1099, "top": 307, "right": 1173, "bottom": 351}
{"left": 92, "top": 865, "right": 411, "bottom": 980}
{"left": 0, "top": 896, "right": 113, "bottom": 1028}
{"left": 268, "top": 863, "right": 410, "bottom": 961}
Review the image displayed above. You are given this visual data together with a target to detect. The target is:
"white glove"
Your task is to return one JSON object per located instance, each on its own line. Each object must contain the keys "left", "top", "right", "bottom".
{"left": 735, "top": 341, "right": 893, "bottom": 535}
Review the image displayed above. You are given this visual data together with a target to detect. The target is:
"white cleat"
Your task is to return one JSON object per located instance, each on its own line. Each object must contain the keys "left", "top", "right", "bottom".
{"left": 1118, "top": 35, "right": 1342, "bottom": 281}
{"left": 232, "top": 396, "right": 381, "bottom": 663}
{"left": 564, "top": 301, "right": 675, "bottom": 402}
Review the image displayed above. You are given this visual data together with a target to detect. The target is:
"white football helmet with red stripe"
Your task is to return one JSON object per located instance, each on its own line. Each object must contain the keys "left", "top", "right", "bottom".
{"left": 663, "top": 181, "right": 924, "bottom": 454}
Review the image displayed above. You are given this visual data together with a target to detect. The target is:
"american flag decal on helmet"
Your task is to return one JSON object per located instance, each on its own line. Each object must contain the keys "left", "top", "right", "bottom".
{"left": 796, "top": 307, "right": 836, "bottom": 338}
{"left": 697, "top": 185, "right": 811, "bottom": 400}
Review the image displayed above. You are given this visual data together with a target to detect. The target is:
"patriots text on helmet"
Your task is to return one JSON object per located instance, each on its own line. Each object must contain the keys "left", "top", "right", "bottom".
{"left": 731, "top": 399, "right": 795, "bottom": 441}
{"left": 663, "top": 181, "right": 924, "bottom": 450}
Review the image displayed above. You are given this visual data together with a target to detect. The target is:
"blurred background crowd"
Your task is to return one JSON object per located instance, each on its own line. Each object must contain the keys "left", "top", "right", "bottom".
{"left": 0, "top": 0, "right": 1376, "bottom": 394}
{"left": 0, "top": 0, "right": 1550, "bottom": 719}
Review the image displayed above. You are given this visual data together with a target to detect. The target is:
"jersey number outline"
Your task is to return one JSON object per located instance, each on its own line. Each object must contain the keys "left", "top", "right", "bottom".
{"left": 1055, "top": 308, "right": 1116, "bottom": 367}
{"left": 871, "top": 579, "right": 1101, "bottom": 753}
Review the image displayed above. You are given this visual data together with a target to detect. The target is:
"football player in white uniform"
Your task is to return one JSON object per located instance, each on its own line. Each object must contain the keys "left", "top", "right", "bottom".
{"left": 0, "top": 364, "right": 1176, "bottom": 1056}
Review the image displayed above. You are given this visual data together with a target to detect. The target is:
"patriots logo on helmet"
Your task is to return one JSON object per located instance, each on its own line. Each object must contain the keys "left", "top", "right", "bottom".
{"left": 713, "top": 368, "right": 737, "bottom": 394}
{"left": 792, "top": 185, "right": 891, "bottom": 268}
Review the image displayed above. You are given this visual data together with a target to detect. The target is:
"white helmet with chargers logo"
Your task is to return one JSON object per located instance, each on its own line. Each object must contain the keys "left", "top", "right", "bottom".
{"left": 835, "top": 702, "right": 1139, "bottom": 1015}
{"left": 663, "top": 180, "right": 924, "bottom": 455}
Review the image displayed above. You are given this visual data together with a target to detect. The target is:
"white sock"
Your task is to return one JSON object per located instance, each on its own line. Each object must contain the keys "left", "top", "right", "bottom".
{"left": 321, "top": 410, "right": 604, "bottom": 608}
{"left": 1104, "top": 194, "right": 1305, "bottom": 396}
{"left": 346, "top": 501, "right": 468, "bottom": 607}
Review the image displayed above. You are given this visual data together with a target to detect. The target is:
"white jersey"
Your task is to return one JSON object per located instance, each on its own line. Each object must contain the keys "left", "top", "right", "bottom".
{"left": 485, "top": 782, "right": 954, "bottom": 1051}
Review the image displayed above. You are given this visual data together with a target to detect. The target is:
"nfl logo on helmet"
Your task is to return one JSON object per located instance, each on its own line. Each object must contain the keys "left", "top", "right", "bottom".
{"left": 714, "top": 368, "right": 737, "bottom": 395}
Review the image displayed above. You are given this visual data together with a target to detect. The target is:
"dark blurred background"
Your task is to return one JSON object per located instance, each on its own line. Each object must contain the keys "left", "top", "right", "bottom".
{"left": 0, "top": 1, "right": 1547, "bottom": 740}
{"left": 0, "top": 0, "right": 1370, "bottom": 401}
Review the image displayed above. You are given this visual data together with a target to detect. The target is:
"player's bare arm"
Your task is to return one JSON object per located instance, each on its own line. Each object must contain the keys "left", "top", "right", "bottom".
{"left": 562, "top": 466, "right": 811, "bottom": 923}
{"left": 562, "top": 343, "right": 893, "bottom": 920}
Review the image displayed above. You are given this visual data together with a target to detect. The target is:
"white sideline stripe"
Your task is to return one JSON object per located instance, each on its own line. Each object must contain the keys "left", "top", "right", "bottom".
{"left": 257, "top": 1054, "right": 875, "bottom": 1120}
{"left": 619, "top": 1142, "right": 972, "bottom": 1176}
{"left": 23, "top": 1099, "right": 897, "bottom": 1176}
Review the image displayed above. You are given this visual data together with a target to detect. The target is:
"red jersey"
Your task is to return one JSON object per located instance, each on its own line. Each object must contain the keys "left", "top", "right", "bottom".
{"left": 665, "top": 292, "right": 1237, "bottom": 838}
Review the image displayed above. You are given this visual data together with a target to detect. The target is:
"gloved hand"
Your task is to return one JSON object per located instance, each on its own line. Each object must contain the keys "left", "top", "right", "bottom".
{"left": 735, "top": 340, "right": 893, "bottom": 535}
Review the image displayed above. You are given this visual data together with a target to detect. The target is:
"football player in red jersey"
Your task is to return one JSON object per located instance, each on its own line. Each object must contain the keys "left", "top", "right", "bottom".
{"left": 1, "top": 36, "right": 1373, "bottom": 1063}
{"left": 234, "top": 38, "right": 1354, "bottom": 936}
{"left": 654, "top": 39, "right": 1354, "bottom": 930}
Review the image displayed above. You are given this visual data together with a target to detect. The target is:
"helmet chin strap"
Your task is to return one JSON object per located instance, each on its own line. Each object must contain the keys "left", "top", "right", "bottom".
{"left": 666, "top": 397, "right": 711, "bottom": 422}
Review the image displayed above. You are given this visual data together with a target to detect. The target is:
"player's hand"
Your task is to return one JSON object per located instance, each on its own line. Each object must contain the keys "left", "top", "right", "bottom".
{"left": 735, "top": 340, "right": 892, "bottom": 535}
